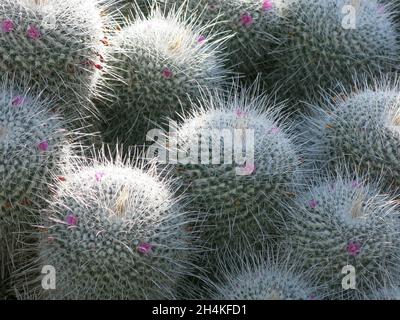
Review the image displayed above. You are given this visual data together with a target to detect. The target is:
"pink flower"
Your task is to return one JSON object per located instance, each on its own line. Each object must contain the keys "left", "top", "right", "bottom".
{"left": 235, "top": 109, "right": 248, "bottom": 118}
{"left": 66, "top": 214, "right": 78, "bottom": 226}
{"left": 38, "top": 140, "right": 49, "bottom": 152}
{"left": 95, "top": 171, "right": 105, "bottom": 182}
{"left": 262, "top": 0, "right": 273, "bottom": 11}
{"left": 351, "top": 180, "right": 362, "bottom": 189}
{"left": 26, "top": 25, "right": 41, "bottom": 40}
{"left": 12, "top": 96, "right": 24, "bottom": 106}
{"left": 377, "top": 4, "right": 385, "bottom": 14}
{"left": 137, "top": 242, "right": 153, "bottom": 254}
{"left": 268, "top": 127, "right": 280, "bottom": 134}
{"left": 1, "top": 20, "right": 14, "bottom": 33}
{"left": 162, "top": 68, "right": 173, "bottom": 79}
{"left": 309, "top": 199, "right": 318, "bottom": 209}
{"left": 197, "top": 35, "right": 206, "bottom": 44}
{"left": 240, "top": 14, "right": 254, "bottom": 27}
{"left": 347, "top": 241, "right": 361, "bottom": 256}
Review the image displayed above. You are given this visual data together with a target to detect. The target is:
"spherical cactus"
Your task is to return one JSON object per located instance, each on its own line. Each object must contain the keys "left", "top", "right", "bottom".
{"left": 31, "top": 150, "right": 196, "bottom": 299}
{"left": 159, "top": 84, "right": 301, "bottom": 250}
{"left": 210, "top": 251, "right": 321, "bottom": 300}
{"left": 0, "top": 77, "right": 72, "bottom": 219}
{"left": 302, "top": 79, "right": 400, "bottom": 190}
{"left": 266, "top": 0, "right": 399, "bottom": 103}
{"left": 99, "top": 6, "right": 228, "bottom": 145}
{"left": 0, "top": 0, "right": 109, "bottom": 121}
{"left": 283, "top": 173, "right": 400, "bottom": 299}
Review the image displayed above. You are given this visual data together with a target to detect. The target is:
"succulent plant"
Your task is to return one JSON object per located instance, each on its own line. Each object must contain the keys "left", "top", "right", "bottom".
{"left": 98, "top": 6, "right": 228, "bottom": 145}
{"left": 0, "top": 0, "right": 110, "bottom": 122}
{"left": 27, "top": 149, "right": 197, "bottom": 299}
{"left": 0, "top": 77, "right": 73, "bottom": 217}
{"left": 158, "top": 84, "right": 301, "bottom": 253}
{"left": 302, "top": 79, "right": 400, "bottom": 190}
{"left": 266, "top": 0, "right": 399, "bottom": 103}
{"left": 283, "top": 173, "right": 400, "bottom": 299}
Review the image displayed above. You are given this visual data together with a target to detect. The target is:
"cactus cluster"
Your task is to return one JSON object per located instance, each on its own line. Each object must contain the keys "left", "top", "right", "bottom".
{"left": 266, "top": 0, "right": 399, "bottom": 103}
{"left": 161, "top": 85, "right": 300, "bottom": 253}
{"left": 30, "top": 151, "right": 196, "bottom": 299}
{"left": 3, "top": 0, "right": 400, "bottom": 301}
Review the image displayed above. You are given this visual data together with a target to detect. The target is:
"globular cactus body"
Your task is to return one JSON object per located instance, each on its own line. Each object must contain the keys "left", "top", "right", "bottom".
{"left": 284, "top": 175, "right": 400, "bottom": 299}
{"left": 32, "top": 152, "right": 195, "bottom": 299}
{"left": 303, "top": 80, "right": 400, "bottom": 190}
{"left": 164, "top": 85, "right": 300, "bottom": 250}
{"left": 99, "top": 7, "right": 227, "bottom": 145}
{"left": 267, "top": 0, "right": 399, "bottom": 102}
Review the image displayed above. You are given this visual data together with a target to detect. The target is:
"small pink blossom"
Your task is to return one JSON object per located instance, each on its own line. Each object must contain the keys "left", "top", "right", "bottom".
{"left": 137, "top": 242, "right": 153, "bottom": 254}
{"left": 268, "top": 127, "right": 280, "bottom": 134}
{"left": 197, "top": 35, "right": 206, "bottom": 44}
{"left": 347, "top": 241, "right": 361, "bottom": 256}
{"left": 262, "top": 0, "right": 273, "bottom": 11}
{"left": 26, "top": 25, "right": 41, "bottom": 40}
{"left": 12, "top": 96, "right": 24, "bottom": 106}
{"left": 309, "top": 199, "right": 318, "bottom": 209}
{"left": 240, "top": 14, "right": 254, "bottom": 27}
{"left": 377, "top": 4, "right": 385, "bottom": 14}
{"left": 66, "top": 214, "right": 78, "bottom": 226}
{"left": 162, "top": 68, "right": 173, "bottom": 79}
{"left": 1, "top": 20, "right": 14, "bottom": 33}
{"left": 37, "top": 140, "right": 49, "bottom": 152}
{"left": 95, "top": 171, "right": 106, "bottom": 182}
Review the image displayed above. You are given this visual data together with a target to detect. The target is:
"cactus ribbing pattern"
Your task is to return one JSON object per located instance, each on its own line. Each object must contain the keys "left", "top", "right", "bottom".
{"left": 165, "top": 85, "right": 300, "bottom": 250}
{"left": 99, "top": 7, "right": 227, "bottom": 145}
{"left": 0, "top": 0, "right": 108, "bottom": 120}
{"left": 34, "top": 152, "right": 196, "bottom": 299}
{"left": 283, "top": 175, "right": 400, "bottom": 299}
{"left": 211, "top": 251, "right": 321, "bottom": 300}
{"left": 267, "top": 0, "right": 399, "bottom": 102}
{"left": 302, "top": 80, "right": 400, "bottom": 190}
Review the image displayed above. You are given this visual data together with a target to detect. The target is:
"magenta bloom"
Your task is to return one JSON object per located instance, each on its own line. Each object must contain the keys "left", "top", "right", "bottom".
{"left": 347, "top": 241, "right": 361, "bottom": 256}
{"left": 26, "top": 25, "right": 41, "bottom": 40}
{"left": 95, "top": 171, "right": 106, "bottom": 182}
{"left": 197, "top": 35, "right": 206, "bottom": 44}
{"left": 1, "top": 20, "right": 14, "bottom": 33}
{"left": 137, "top": 242, "right": 153, "bottom": 254}
{"left": 66, "top": 214, "right": 78, "bottom": 226}
{"left": 162, "top": 68, "right": 173, "bottom": 79}
{"left": 12, "top": 96, "right": 24, "bottom": 106}
{"left": 37, "top": 140, "right": 49, "bottom": 152}
{"left": 240, "top": 14, "right": 254, "bottom": 27}
{"left": 351, "top": 180, "right": 362, "bottom": 189}
{"left": 268, "top": 127, "right": 280, "bottom": 134}
{"left": 309, "top": 199, "right": 318, "bottom": 209}
{"left": 262, "top": 0, "right": 273, "bottom": 11}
